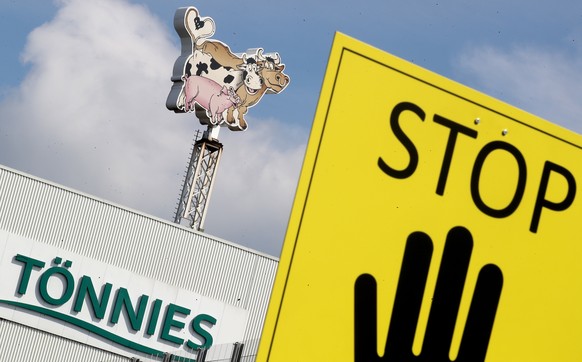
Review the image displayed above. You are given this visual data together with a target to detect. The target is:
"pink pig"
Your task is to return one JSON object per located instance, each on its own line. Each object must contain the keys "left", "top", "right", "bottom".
{"left": 182, "top": 75, "right": 241, "bottom": 125}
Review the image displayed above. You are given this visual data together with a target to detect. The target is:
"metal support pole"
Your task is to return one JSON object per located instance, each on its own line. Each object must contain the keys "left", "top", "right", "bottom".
{"left": 230, "top": 342, "right": 245, "bottom": 362}
{"left": 196, "top": 347, "right": 208, "bottom": 362}
{"left": 174, "top": 123, "right": 223, "bottom": 232}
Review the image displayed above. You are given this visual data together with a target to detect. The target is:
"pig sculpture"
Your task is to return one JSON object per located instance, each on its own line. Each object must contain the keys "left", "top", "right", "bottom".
{"left": 182, "top": 75, "right": 241, "bottom": 125}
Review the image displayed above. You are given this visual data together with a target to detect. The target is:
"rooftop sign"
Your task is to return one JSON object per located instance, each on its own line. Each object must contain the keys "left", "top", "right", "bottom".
{"left": 0, "top": 230, "right": 249, "bottom": 358}
{"left": 258, "top": 33, "right": 582, "bottom": 361}
{"left": 166, "top": 6, "right": 290, "bottom": 131}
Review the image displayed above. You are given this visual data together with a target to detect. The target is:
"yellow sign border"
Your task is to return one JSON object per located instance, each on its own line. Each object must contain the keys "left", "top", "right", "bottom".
{"left": 258, "top": 32, "right": 582, "bottom": 361}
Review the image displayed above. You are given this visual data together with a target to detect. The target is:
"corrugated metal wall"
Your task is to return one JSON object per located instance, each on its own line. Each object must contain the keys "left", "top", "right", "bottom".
{"left": 0, "top": 319, "right": 129, "bottom": 361}
{"left": 0, "top": 165, "right": 279, "bottom": 361}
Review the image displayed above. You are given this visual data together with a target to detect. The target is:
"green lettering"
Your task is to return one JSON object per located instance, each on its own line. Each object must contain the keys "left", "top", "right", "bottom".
{"left": 146, "top": 299, "right": 163, "bottom": 336}
{"left": 14, "top": 254, "right": 45, "bottom": 295}
{"left": 187, "top": 314, "right": 216, "bottom": 349}
{"left": 160, "top": 303, "right": 190, "bottom": 345}
{"left": 110, "top": 288, "right": 148, "bottom": 331}
{"left": 38, "top": 265, "right": 75, "bottom": 306}
{"left": 73, "top": 276, "right": 112, "bottom": 319}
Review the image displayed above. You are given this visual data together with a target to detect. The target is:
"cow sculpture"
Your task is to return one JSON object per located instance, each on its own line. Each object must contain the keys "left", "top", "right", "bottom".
{"left": 225, "top": 49, "right": 289, "bottom": 130}
{"left": 166, "top": 6, "right": 290, "bottom": 131}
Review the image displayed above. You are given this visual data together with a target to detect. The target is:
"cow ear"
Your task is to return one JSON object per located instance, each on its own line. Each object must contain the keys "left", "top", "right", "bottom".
{"left": 278, "top": 64, "right": 285, "bottom": 71}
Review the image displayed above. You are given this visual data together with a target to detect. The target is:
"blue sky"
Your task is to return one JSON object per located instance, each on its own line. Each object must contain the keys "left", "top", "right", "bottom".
{"left": 1, "top": 0, "right": 581, "bottom": 256}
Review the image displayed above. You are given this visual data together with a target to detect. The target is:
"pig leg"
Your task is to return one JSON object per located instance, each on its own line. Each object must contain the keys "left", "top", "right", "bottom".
{"left": 183, "top": 77, "right": 202, "bottom": 113}
{"left": 208, "top": 96, "right": 219, "bottom": 125}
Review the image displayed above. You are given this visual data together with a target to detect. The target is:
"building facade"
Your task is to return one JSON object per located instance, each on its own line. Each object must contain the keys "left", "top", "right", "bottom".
{"left": 0, "top": 164, "right": 278, "bottom": 361}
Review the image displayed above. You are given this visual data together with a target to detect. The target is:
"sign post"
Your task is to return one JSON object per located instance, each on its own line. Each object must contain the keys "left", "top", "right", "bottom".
{"left": 258, "top": 33, "right": 582, "bottom": 361}
{"left": 166, "top": 6, "right": 290, "bottom": 232}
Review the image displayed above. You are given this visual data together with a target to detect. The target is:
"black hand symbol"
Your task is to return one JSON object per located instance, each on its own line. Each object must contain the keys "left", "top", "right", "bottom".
{"left": 355, "top": 226, "right": 503, "bottom": 362}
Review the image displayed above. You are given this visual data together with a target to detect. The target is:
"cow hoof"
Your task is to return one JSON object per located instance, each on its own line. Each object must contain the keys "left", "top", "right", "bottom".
{"left": 238, "top": 119, "right": 248, "bottom": 130}
{"left": 227, "top": 123, "right": 247, "bottom": 131}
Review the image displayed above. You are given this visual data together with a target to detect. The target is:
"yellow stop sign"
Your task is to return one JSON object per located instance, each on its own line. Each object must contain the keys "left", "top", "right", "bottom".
{"left": 258, "top": 33, "right": 582, "bottom": 361}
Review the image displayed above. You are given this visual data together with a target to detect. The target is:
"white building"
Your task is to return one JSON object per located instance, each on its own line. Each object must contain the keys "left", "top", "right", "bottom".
{"left": 0, "top": 164, "right": 278, "bottom": 361}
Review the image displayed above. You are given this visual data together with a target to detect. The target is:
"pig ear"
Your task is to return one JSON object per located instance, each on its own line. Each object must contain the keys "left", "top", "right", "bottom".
{"left": 221, "top": 85, "right": 228, "bottom": 94}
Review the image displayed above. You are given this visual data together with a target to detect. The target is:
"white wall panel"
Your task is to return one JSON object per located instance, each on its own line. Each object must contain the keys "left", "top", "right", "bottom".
{"left": 0, "top": 165, "right": 278, "bottom": 360}
{"left": 0, "top": 319, "right": 129, "bottom": 362}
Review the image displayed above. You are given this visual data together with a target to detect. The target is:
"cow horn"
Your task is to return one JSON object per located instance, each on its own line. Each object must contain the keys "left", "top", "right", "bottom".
{"left": 256, "top": 48, "right": 266, "bottom": 62}
{"left": 272, "top": 52, "right": 281, "bottom": 65}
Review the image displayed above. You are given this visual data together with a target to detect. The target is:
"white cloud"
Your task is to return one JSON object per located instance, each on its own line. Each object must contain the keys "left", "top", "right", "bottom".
{"left": 263, "top": 43, "right": 582, "bottom": 254}
{"left": 203, "top": 120, "right": 305, "bottom": 256}
{"left": 0, "top": 0, "right": 305, "bottom": 257}
{"left": 456, "top": 45, "right": 582, "bottom": 135}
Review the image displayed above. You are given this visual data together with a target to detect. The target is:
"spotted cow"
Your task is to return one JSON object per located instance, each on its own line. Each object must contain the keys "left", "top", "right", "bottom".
{"left": 225, "top": 49, "right": 289, "bottom": 130}
{"left": 167, "top": 6, "right": 290, "bottom": 131}
{"left": 177, "top": 40, "right": 289, "bottom": 130}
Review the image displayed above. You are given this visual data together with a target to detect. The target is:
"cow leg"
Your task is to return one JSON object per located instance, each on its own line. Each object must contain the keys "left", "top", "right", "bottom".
{"left": 177, "top": 89, "right": 186, "bottom": 111}
{"left": 237, "top": 106, "right": 248, "bottom": 130}
{"left": 226, "top": 106, "right": 236, "bottom": 125}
